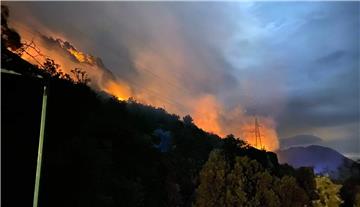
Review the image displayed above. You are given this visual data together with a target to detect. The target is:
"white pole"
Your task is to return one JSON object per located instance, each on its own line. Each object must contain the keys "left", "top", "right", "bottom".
{"left": 33, "top": 85, "right": 48, "bottom": 207}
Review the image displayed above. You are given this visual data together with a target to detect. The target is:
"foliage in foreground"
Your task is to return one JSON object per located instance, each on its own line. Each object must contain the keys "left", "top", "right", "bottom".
{"left": 194, "top": 149, "right": 311, "bottom": 207}
{"left": 312, "top": 176, "right": 343, "bottom": 207}
{"left": 340, "top": 176, "right": 360, "bottom": 207}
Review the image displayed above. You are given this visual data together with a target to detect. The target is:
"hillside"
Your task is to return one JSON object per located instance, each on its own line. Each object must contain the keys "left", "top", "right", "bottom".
{"left": 2, "top": 48, "right": 284, "bottom": 206}
{"left": 3, "top": 44, "right": 360, "bottom": 206}
{"left": 277, "top": 145, "right": 360, "bottom": 180}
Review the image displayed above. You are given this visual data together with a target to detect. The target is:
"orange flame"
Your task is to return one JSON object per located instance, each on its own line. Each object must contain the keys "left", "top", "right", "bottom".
{"left": 191, "top": 95, "right": 279, "bottom": 151}
{"left": 239, "top": 117, "right": 279, "bottom": 151}
{"left": 103, "top": 80, "right": 132, "bottom": 101}
{"left": 13, "top": 23, "right": 280, "bottom": 151}
{"left": 67, "top": 48, "right": 94, "bottom": 64}
{"left": 192, "top": 95, "right": 223, "bottom": 135}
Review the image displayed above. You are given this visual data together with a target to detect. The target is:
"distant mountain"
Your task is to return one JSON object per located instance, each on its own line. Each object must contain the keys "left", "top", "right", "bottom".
{"left": 276, "top": 145, "right": 359, "bottom": 180}
{"left": 280, "top": 134, "right": 322, "bottom": 149}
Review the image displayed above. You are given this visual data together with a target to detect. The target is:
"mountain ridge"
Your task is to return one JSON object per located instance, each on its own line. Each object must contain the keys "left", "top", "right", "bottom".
{"left": 277, "top": 145, "right": 359, "bottom": 180}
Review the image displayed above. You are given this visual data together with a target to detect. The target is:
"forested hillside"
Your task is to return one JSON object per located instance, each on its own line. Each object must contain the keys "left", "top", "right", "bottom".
{"left": 1, "top": 47, "right": 319, "bottom": 207}
{"left": 0, "top": 42, "right": 332, "bottom": 207}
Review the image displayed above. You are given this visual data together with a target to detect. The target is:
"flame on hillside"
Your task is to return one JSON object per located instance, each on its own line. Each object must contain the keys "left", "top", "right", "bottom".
{"left": 15, "top": 26, "right": 132, "bottom": 101}
{"left": 191, "top": 95, "right": 279, "bottom": 151}
{"left": 239, "top": 118, "right": 279, "bottom": 151}
{"left": 103, "top": 80, "right": 132, "bottom": 101}
{"left": 192, "top": 95, "right": 223, "bottom": 135}
{"left": 13, "top": 24, "right": 280, "bottom": 151}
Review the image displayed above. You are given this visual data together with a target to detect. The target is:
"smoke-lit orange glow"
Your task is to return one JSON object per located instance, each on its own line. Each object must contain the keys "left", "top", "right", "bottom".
{"left": 191, "top": 95, "right": 279, "bottom": 151}
{"left": 103, "top": 80, "right": 132, "bottom": 101}
{"left": 239, "top": 118, "right": 279, "bottom": 151}
{"left": 192, "top": 95, "right": 223, "bottom": 135}
{"left": 13, "top": 22, "right": 280, "bottom": 152}
{"left": 21, "top": 49, "right": 44, "bottom": 66}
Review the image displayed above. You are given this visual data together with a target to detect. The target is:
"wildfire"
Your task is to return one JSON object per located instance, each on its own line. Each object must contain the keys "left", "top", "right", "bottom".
{"left": 103, "top": 80, "right": 132, "bottom": 101}
{"left": 192, "top": 95, "right": 223, "bottom": 135}
{"left": 239, "top": 117, "right": 279, "bottom": 151}
{"left": 191, "top": 95, "right": 279, "bottom": 151}
{"left": 13, "top": 23, "right": 280, "bottom": 152}
{"left": 67, "top": 48, "right": 93, "bottom": 64}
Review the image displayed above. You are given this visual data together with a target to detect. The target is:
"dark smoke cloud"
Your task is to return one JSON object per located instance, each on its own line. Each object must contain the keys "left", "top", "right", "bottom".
{"left": 5, "top": 2, "right": 359, "bottom": 155}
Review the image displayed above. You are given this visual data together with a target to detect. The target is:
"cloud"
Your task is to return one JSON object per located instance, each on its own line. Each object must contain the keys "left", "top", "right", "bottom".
{"left": 280, "top": 134, "right": 322, "bottom": 149}
{"left": 316, "top": 50, "right": 346, "bottom": 64}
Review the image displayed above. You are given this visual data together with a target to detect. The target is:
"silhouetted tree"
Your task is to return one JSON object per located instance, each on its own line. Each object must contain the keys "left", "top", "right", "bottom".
{"left": 221, "top": 134, "right": 247, "bottom": 165}
{"left": 253, "top": 171, "right": 280, "bottom": 207}
{"left": 296, "top": 167, "right": 318, "bottom": 200}
{"left": 42, "top": 58, "right": 60, "bottom": 77}
{"left": 340, "top": 176, "right": 360, "bottom": 207}
{"left": 71, "top": 68, "right": 91, "bottom": 85}
{"left": 194, "top": 149, "right": 310, "bottom": 207}
{"left": 275, "top": 175, "right": 309, "bottom": 207}
{"left": 183, "top": 115, "right": 194, "bottom": 126}
{"left": 1, "top": 5, "right": 22, "bottom": 51}
{"left": 194, "top": 150, "right": 229, "bottom": 207}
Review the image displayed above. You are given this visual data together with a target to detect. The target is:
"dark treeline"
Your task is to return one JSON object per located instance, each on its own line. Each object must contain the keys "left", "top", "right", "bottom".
{"left": 0, "top": 61, "right": 316, "bottom": 207}
{"left": 2, "top": 5, "right": 359, "bottom": 207}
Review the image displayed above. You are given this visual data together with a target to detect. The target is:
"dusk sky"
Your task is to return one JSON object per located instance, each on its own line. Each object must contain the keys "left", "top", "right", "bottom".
{"left": 6, "top": 2, "right": 359, "bottom": 157}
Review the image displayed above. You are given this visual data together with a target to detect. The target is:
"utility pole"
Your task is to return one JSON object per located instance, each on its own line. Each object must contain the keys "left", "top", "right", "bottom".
{"left": 1, "top": 68, "right": 47, "bottom": 207}
{"left": 33, "top": 85, "right": 48, "bottom": 207}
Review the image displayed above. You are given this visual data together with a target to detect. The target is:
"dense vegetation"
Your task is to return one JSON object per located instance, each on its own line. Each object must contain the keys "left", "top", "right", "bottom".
{"left": 2, "top": 5, "right": 359, "bottom": 207}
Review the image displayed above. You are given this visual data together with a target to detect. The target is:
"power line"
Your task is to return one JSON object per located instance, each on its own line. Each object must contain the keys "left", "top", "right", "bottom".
{"left": 135, "top": 62, "right": 197, "bottom": 97}
{"left": 118, "top": 76, "right": 189, "bottom": 113}
{"left": 15, "top": 25, "right": 194, "bottom": 114}
{"left": 23, "top": 23, "right": 197, "bottom": 99}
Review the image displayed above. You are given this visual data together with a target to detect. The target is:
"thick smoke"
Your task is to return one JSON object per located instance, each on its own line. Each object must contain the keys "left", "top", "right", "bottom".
{"left": 191, "top": 95, "right": 279, "bottom": 151}
{"left": 6, "top": 2, "right": 289, "bottom": 151}
{"left": 18, "top": 30, "right": 132, "bottom": 100}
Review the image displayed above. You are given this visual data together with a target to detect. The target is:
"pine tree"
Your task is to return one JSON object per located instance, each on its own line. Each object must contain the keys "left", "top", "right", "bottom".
{"left": 194, "top": 150, "right": 229, "bottom": 207}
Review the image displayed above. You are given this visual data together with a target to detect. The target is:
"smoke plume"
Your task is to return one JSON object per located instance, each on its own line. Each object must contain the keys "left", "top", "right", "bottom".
{"left": 6, "top": 2, "right": 284, "bottom": 151}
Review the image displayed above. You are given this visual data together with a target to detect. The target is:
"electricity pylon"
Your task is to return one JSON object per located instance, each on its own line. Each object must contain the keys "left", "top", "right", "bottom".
{"left": 243, "top": 116, "right": 265, "bottom": 150}
{"left": 254, "top": 117, "right": 265, "bottom": 150}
